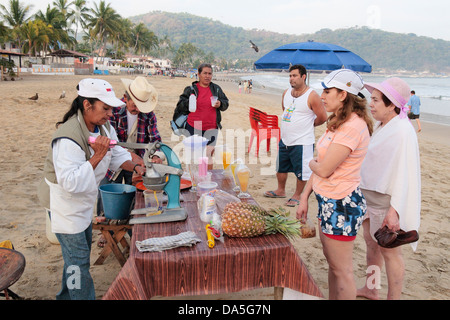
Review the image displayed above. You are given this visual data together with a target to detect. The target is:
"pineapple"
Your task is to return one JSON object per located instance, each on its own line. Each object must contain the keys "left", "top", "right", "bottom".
{"left": 221, "top": 202, "right": 301, "bottom": 239}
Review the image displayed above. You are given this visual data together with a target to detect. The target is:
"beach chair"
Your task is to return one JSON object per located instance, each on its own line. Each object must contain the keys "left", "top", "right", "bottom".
{"left": 248, "top": 107, "right": 280, "bottom": 156}
{"left": 0, "top": 246, "right": 26, "bottom": 300}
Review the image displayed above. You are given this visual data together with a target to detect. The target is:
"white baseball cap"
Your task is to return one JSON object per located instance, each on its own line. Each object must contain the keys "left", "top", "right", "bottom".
{"left": 77, "top": 78, "right": 125, "bottom": 107}
{"left": 321, "top": 69, "right": 365, "bottom": 97}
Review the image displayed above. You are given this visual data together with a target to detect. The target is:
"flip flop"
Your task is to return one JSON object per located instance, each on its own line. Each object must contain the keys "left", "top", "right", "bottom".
{"left": 285, "top": 198, "right": 300, "bottom": 207}
{"left": 263, "top": 191, "right": 286, "bottom": 198}
{"left": 97, "top": 235, "right": 107, "bottom": 248}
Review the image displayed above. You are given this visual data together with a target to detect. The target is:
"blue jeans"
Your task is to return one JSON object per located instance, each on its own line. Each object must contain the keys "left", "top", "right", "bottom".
{"left": 55, "top": 224, "right": 95, "bottom": 300}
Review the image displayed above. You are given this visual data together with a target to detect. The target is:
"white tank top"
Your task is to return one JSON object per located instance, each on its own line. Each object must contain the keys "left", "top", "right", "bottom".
{"left": 280, "top": 87, "right": 316, "bottom": 146}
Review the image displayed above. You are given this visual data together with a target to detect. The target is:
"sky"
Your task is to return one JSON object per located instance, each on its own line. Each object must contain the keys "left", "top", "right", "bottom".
{"left": 1, "top": 0, "right": 450, "bottom": 41}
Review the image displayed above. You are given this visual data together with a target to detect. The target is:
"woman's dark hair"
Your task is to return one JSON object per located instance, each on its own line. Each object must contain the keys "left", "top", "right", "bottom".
{"left": 56, "top": 85, "right": 99, "bottom": 128}
{"left": 198, "top": 63, "right": 212, "bottom": 73}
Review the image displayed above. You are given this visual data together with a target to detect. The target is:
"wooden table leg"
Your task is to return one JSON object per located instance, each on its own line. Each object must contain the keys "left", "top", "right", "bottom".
{"left": 274, "top": 287, "right": 284, "bottom": 300}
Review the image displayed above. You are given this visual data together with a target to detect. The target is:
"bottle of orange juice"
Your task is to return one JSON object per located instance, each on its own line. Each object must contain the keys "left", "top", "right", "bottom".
{"left": 236, "top": 164, "right": 251, "bottom": 198}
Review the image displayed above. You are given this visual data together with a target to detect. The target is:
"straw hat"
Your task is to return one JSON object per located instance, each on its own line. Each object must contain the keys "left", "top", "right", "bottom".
{"left": 121, "top": 76, "right": 158, "bottom": 113}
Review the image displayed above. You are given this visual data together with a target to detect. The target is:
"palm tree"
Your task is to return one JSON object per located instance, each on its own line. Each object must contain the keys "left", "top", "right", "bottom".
{"left": 87, "top": 0, "right": 121, "bottom": 62}
{"left": 111, "top": 18, "right": 132, "bottom": 60}
{"left": 131, "top": 22, "right": 159, "bottom": 55}
{"left": 35, "top": 5, "right": 74, "bottom": 52}
{"left": 174, "top": 43, "right": 200, "bottom": 69}
{"left": 0, "top": 0, "right": 33, "bottom": 51}
{"left": 68, "top": 0, "right": 91, "bottom": 46}
{"left": 52, "top": 0, "right": 72, "bottom": 26}
{"left": 20, "top": 19, "right": 52, "bottom": 57}
{"left": 0, "top": 21, "right": 10, "bottom": 43}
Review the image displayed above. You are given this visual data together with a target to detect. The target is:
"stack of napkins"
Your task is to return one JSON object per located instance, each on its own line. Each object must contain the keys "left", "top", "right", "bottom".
{"left": 135, "top": 231, "right": 202, "bottom": 252}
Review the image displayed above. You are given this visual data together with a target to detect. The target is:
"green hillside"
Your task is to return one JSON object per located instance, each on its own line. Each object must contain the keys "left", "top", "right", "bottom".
{"left": 131, "top": 11, "right": 450, "bottom": 74}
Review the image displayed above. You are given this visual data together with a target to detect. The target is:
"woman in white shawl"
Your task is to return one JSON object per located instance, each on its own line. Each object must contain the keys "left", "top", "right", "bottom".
{"left": 358, "top": 78, "right": 421, "bottom": 300}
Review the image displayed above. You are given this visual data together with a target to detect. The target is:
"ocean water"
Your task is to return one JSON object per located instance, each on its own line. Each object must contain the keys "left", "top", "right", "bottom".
{"left": 240, "top": 73, "right": 450, "bottom": 126}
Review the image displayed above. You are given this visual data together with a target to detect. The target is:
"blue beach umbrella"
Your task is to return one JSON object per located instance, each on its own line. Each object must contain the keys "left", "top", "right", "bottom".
{"left": 254, "top": 41, "right": 372, "bottom": 73}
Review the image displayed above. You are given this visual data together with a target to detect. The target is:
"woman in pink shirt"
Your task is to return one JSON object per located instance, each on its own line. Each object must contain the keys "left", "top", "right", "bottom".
{"left": 297, "top": 69, "right": 373, "bottom": 299}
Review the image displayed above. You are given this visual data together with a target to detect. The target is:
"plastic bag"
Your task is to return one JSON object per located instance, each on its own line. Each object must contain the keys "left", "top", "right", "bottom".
{"left": 300, "top": 219, "right": 316, "bottom": 238}
{"left": 197, "top": 192, "right": 217, "bottom": 223}
{"left": 209, "top": 212, "right": 224, "bottom": 243}
{"left": 214, "top": 189, "right": 240, "bottom": 214}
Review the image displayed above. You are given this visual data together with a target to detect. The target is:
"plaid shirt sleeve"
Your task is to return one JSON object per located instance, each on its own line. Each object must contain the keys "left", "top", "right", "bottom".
{"left": 136, "top": 112, "right": 162, "bottom": 158}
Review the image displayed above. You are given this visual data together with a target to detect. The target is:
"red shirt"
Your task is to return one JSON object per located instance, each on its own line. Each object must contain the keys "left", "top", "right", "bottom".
{"left": 187, "top": 84, "right": 217, "bottom": 130}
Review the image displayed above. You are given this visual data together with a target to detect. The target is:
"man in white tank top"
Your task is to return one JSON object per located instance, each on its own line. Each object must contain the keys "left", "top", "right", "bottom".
{"left": 264, "top": 65, "right": 327, "bottom": 207}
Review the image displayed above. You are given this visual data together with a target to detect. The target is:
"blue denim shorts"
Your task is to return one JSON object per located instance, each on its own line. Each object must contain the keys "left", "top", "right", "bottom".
{"left": 316, "top": 187, "right": 367, "bottom": 237}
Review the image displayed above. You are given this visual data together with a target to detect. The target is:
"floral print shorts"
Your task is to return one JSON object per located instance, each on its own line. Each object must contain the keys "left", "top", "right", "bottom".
{"left": 316, "top": 187, "right": 367, "bottom": 237}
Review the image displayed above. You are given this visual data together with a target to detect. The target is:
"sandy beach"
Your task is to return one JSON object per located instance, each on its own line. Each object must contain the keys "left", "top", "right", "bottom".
{"left": 1, "top": 73, "right": 448, "bottom": 300}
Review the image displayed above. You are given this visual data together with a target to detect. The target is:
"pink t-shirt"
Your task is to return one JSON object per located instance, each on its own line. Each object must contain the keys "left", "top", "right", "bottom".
{"left": 313, "top": 113, "right": 370, "bottom": 199}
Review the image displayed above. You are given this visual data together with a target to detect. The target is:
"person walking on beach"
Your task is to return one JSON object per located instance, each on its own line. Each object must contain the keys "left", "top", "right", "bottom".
{"left": 264, "top": 64, "right": 327, "bottom": 207}
{"left": 357, "top": 78, "right": 421, "bottom": 300}
{"left": 296, "top": 69, "right": 373, "bottom": 299}
{"left": 174, "top": 63, "right": 229, "bottom": 169}
{"left": 38, "top": 79, "right": 146, "bottom": 300}
{"left": 407, "top": 90, "right": 422, "bottom": 132}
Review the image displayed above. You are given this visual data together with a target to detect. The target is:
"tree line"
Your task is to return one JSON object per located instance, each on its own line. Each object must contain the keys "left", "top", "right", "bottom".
{"left": 0, "top": 0, "right": 225, "bottom": 69}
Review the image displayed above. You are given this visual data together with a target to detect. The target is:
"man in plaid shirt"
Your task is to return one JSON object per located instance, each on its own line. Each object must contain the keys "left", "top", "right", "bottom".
{"left": 106, "top": 77, "right": 164, "bottom": 184}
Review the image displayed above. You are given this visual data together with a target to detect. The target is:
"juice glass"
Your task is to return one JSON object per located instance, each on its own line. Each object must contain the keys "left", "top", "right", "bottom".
{"left": 188, "top": 163, "right": 198, "bottom": 192}
{"left": 236, "top": 165, "right": 251, "bottom": 198}
{"left": 230, "top": 159, "right": 243, "bottom": 192}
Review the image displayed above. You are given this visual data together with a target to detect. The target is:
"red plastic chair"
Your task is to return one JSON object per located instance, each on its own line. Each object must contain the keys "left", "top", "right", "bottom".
{"left": 248, "top": 107, "right": 280, "bottom": 156}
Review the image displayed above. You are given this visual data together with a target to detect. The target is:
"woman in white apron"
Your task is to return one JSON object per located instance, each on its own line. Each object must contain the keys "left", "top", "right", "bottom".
{"left": 39, "top": 79, "right": 146, "bottom": 300}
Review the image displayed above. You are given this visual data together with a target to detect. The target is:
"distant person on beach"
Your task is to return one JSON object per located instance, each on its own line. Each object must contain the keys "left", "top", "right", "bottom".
{"left": 174, "top": 63, "right": 229, "bottom": 169}
{"left": 238, "top": 81, "right": 242, "bottom": 93}
{"left": 407, "top": 90, "right": 422, "bottom": 132}
{"left": 264, "top": 64, "right": 327, "bottom": 207}
{"left": 296, "top": 69, "right": 373, "bottom": 299}
{"left": 38, "top": 78, "right": 146, "bottom": 300}
{"left": 358, "top": 78, "right": 421, "bottom": 300}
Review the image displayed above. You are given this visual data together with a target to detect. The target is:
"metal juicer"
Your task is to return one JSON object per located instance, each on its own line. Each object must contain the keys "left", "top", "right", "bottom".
{"left": 115, "top": 140, "right": 187, "bottom": 224}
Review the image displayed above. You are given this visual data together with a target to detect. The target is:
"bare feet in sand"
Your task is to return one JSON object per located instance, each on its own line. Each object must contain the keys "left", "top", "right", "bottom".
{"left": 356, "top": 286, "right": 379, "bottom": 300}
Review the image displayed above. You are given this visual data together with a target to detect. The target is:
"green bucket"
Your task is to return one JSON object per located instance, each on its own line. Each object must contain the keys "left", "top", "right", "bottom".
{"left": 99, "top": 184, "right": 136, "bottom": 220}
